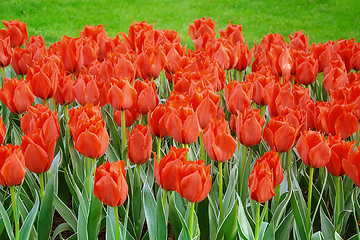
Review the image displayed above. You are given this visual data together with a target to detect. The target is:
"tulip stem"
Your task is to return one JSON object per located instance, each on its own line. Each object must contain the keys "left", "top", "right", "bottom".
{"left": 227, "top": 70, "right": 231, "bottom": 83}
{"left": 189, "top": 201, "right": 195, "bottom": 238}
{"left": 199, "top": 130, "right": 205, "bottom": 163}
{"left": 335, "top": 176, "right": 341, "bottom": 229}
{"left": 240, "top": 146, "right": 249, "bottom": 185}
{"left": 121, "top": 110, "right": 128, "bottom": 166}
{"left": 157, "top": 137, "right": 162, "bottom": 163}
{"left": 162, "top": 190, "right": 168, "bottom": 209}
{"left": 182, "top": 144, "right": 189, "bottom": 161}
{"left": 1, "top": 67, "right": 5, "bottom": 88}
{"left": 259, "top": 105, "right": 266, "bottom": 118}
{"left": 39, "top": 173, "right": 45, "bottom": 200}
{"left": 137, "top": 164, "right": 141, "bottom": 185}
{"left": 64, "top": 104, "right": 70, "bottom": 160}
{"left": 287, "top": 150, "right": 293, "bottom": 188}
{"left": 114, "top": 206, "right": 120, "bottom": 240}
{"left": 86, "top": 158, "right": 91, "bottom": 195}
{"left": 141, "top": 114, "right": 146, "bottom": 126}
{"left": 10, "top": 186, "right": 19, "bottom": 240}
{"left": 255, "top": 201, "right": 261, "bottom": 240}
{"left": 239, "top": 70, "right": 244, "bottom": 82}
{"left": 44, "top": 99, "right": 49, "bottom": 108}
{"left": 219, "top": 161, "right": 224, "bottom": 222}
{"left": 306, "top": 167, "right": 314, "bottom": 240}
{"left": 356, "top": 126, "right": 360, "bottom": 147}
{"left": 279, "top": 76, "right": 283, "bottom": 84}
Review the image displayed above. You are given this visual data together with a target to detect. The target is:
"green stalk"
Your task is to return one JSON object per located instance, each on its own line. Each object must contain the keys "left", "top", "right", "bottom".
{"left": 335, "top": 176, "right": 341, "bottom": 229}
{"left": 39, "top": 173, "right": 45, "bottom": 200}
{"left": 199, "top": 130, "right": 205, "bottom": 162}
{"left": 114, "top": 206, "right": 120, "bottom": 240}
{"left": 86, "top": 157, "right": 91, "bottom": 194}
{"left": 137, "top": 164, "right": 141, "bottom": 185}
{"left": 182, "top": 144, "right": 189, "bottom": 161}
{"left": 44, "top": 99, "right": 49, "bottom": 108}
{"left": 260, "top": 105, "right": 266, "bottom": 118}
{"left": 287, "top": 150, "right": 293, "bottom": 188}
{"left": 157, "top": 137, "right": 162, "bottom": 163}
{"left": 18, "top": 114, "right": 22, "bottom": 120}
{"left": 141, "top": 114, "right": 146, "bottom": 125}
{"left": 275, "top": 153, "right": 283, "bottom": 208}
{"left": 254, "top": 201, "right": 261, "bottom": 240}
{"left": 306, "top": 167, "right": 314, "bottom": 240}
{"left": 121, "top": 110, "right": 128, "bottom": 165}
{"left": 64, "top": 104, "right": 70, "bottom": 160}
{"left": 355, "top": 125, "right": 360, "bottom": 147}
{"left": 219, "top": 161, "right": 223, "bottom": 222}
{"left": 10, "top": 186, "right": 19, "bottom": 240}
{"left": 1, "top": 67, "right": 5, "bottom": 88}
{"left": 239, "top": 70, "right": 244, "bottom": 82}
{"left": 162, "top": 190, "right": 168, "bottom": 209}
{"left": 279, "top": 76, "right": 283, "bottom": 84}
{"left": 227, "top": 70, "right": 231, "bottom": 83}
{"left": 189, "top": 201, "right": 195, "bottom": 238}
{"left": 239, "top": 146, "right": 249, "bottom": 195}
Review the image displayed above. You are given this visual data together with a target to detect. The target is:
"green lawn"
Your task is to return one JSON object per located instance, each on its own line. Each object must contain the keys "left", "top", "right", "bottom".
{"left": 1, "top": 0, "right": 360, "bottom": 48}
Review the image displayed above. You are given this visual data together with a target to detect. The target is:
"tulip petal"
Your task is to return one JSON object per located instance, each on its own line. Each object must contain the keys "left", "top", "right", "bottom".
{"left": 308, "top": 141, "right": 331, "bottom": 168}
{"left": 180, "top": 171, "right": 202, "bottom": 202}
{"left": 335, "top": 113, "right": 358, "bottom": 139}
{"left": 0, "top": 153, "right": 26, "bottom": 186}
{"left": 76, "top": 130, "right": 103, "bottom": 159}
{"left": 94, "top": 174, "right": 122, "bottom": 207}
{"left": 213, "top": 133, "right": 237, "bottom": 162}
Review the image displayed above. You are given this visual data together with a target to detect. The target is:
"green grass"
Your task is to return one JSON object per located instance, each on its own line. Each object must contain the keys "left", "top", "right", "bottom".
{"left": 1, "top": 0, "right": 360, "bottom": 49}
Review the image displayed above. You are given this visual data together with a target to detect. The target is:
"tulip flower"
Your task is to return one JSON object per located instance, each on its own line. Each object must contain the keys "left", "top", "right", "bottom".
{"left": 154, "top": 147, "right": 187, "bottom": 191}
{"left": 114, "top": 103, "right": 141, "bottom": 128}
{"left": 134, "top": 79, "right": 159, "bottom": 114}
{"left": 136, "top": 44, "right": 167, "bottom": 80}
{"left": 190, "top": 89, "right": 219, "bottom": 130}
{"left": 120, "top": 21, "right": 154, "bottom": 53}
{"left": 255, "top": 149, "right": 284, "bottom": 188}
{"left": 26, "top": 35, "right": 47, "bottom": 61}
{"left": 108, "top": 77, "right": 137, "bottom": 111}
{"left": 0, "top": 78, "right": 34, "bottom": 115}
{"left": 343, "top": 144, "right": 360, "bottom": 187}
{"left": 336, "top": 38, "right": 355, "bottom": 73}
{"left": 176, "top": 159, "right": 211, "bottom": 203}
{"left": 210, "top": 38, "right": 238, "bottom": 70}
{"left": 265, "top": 81, "right": 295, "bottom": 117}
{"left": 68, "top": 103, "right": 109, "bottom": 159}
{"left": 234, "top": 43, "right": 253, "bottom": 72}
{"left": 219, "top": 23, "right": 245, "bottom": 45}
{"left": 73, "top": 73, "right": 108, "bottom": 107}
{"left": 225, "top": 80, "right": 252, "bottom": 115}
{"left": 127, "top": 124, "right": 152, "bottom": 165}
{"left": 0, "top": 144, "right": 26, "bottom": 187}
{"left": 53, "top": 73, "right": 75, "bottom": 105}
{"left": 202, "top": 118, "right": 237, "bottom": 162}
{"left": 236, "top": 108, "right": 265, "bottom": 147}
{"left": 248, "top": 161, "right": 275, "bottom": 203}
{"left": 94, "top": 160, "right": 128, "bottom": 207}
{"left": 254, "top": 33, "right": 286, "bottom": 58}
{"left": 296, "top": 130, "right": 331, "bottom": 169}
{"left": 188, "top": 17, "right": 216, "bottom": 41}
{"left": 148, "top": 104, "right": 169, "bottom": 138}
{"left": 289, "top": 30, "right": 309, "bottom": 52}
{"left": 293, "top": 54, "right": 319, "bottom": 86}
{"left": 309, "top": 42, "right": 333, "bottom": 72}
{"left": 0, "top": 118, "right": 6, "bottom": 145}
{"left": 0, "top": 37, "right": 12, "bottom": 68}
{"left": 10, "top": 48, "right": 31, "bottom": 76}
{"left": 0, "top": 20, "right": 28, "bottom": 48}
{"left": 247, "top": 72, "right": 274, "bottom": 107}
{"left": 267, "top": 45, "right": 293, "bottom": 78}
{"left": 323, "top": 57, "right": 348, "bottom": 94}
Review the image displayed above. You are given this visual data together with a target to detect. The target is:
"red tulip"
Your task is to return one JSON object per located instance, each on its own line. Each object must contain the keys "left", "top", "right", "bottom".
{"left": 202, "top": 118, "right": 237, "bottom": 162}
{"left": 0, "top": 37, "right": 12, "bottom": 68}
{"left": 323, "top": 57, "right": 348, "bottom": 94}
{"left": 114, "top": 103, "right": 141, "bottom": 128}
{"left": 190, "top": 89, "right": 219, "bottom": 130}
{"left": 236, "top": 108, "right": 265, "bottom": 147}
{"left": 108, "top": 77, "right": 137, "bottom": 111}
{"left": 136, "top": 45, "right": 167, "bottom": 80}
{"left": 53, "top": 73, "right": 75, "bottom": 105}
{"left": 127, "top": 124, "right": 152, "bottom": 165}
{"left": 120, "top": 21, "right": 154, "bottom": 53}
{"left": 248, "top": 160, "right": 275, "bottom": 203}
{"left": 176, "top": 159, "right": 211, "bottom": 203}
{"left": 293, "top": 54, "right": 319, "bottom": 86}
{"left": 94, "top": 161, "right": 128, "bottom": 207}
{"left": 188, "top": 17, "right": 216, "bottom": 41}
{"left": 234, "top": 43, "right": 253, "bottom": 72}
{"left": 0, "top": 118, "right": 6, "bottom": 145}
{"left": 0, "top": 20, "right": 28, "bottom": 48}
{"left": 10, "top": 48, "right": 31, "bottom": 76}
{"left": 0, "top": 77, "right": 34, "bottom": 114}
{"left": 148, "top": 104, "right": 169, "bottom": 138}
{"left": 0, "top": 144, "right": 26, "bottom": 187}
{"left": 219, "top": 23, "right": 245, "bottom": 45}
{"left": 134, "top": 79, "right": 159, "bottom": 114}
{"left": 247, "top": 71, "right": 274, "bottom": 106}
{"left": 296, "top": 130, "right": 331, "bottom": 168}
{"left": 254, "top": 33, "right": 286, "bottom": 58}
{"left": 225, "top": 80, "right": 252, "bottom": 115}
{"left": 254, "top": 149, "right": 284, "bottom": 188}
{"left": 336, "top": 38, "right": 355, "bottom": 73}
{"left": 343, "top": 144, "right": 360, "bottom": 186}
{"left": 26, "top": 35, "right": 47, "bottom": 61}
{"left": 21, "top": 129, "right": 56, "bottom": 174}
{"left": 267, "top": 45, "right": 293, "bottom": 78}
{"left": 289, "top": 31, "right": 309, "bottom": 52}
{"left": 73, "top": 73, "right": 106, "bottom": 106}
{"left": 210, "top": 38, "right": 238, "bottom": 70}
{"left": 68, "top": 103, "right": 109, "bottom": 159}
{"left": 154, "top": 147, "right": 187, "bottom": 191}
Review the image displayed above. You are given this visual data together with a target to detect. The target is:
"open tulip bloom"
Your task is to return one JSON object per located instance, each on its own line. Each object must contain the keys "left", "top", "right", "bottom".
{"left": 1, "top": 17, "right": 360, "bottom": 240}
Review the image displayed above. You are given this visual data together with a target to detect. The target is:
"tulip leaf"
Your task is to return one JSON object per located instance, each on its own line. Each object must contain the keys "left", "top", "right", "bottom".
{"left": 10, "top": 120, "right": 22, "bottom": 146}
{"left": 156, "top": 190, "right": 167, "bottom": 240}
{"left": 208, "top": 194, "right": 218, "bottom": 240}
{"left": 131, "top": 167, "right": 144, "bottom": 240}
{"left": 169, "top": 192, "right": 183, "bottom": 239}
{"left": 77, "top": 203, "right": 89, "bottom": 240}
{"left": 320, "top": 207, "right": 335, "bottom": 240}
{"left": 143, "top": 182, "right": 157, "bottom": 240}
{"left": 312, "top": 231, "right": 325, "bottom": 240}
{"left": 290, "top": 190, "right": 307, "bottom": 240}
{"left": 18, "top": 191, "right": 39, "bottom": 240}
{"left": 103, "top": 109, "right": 122, "bottom": 158}
{"left": 0, "top": 195, "right": 15, "bottom": 240}
{"left": 17, "top": 195, "right": 38, "bottom": 240}
{"left": 53, "top": 194, "right": 77, "bottom": 231}
{"left": 215, "top": 199, "right": 238, "bottom": 240}
{"left": 223, "top": 164, "right": 238, "bottom": 216}
{"left": 106, "top": 205, "right": 116, "bottom": 240}
{"left": 38, "top": 173, "right": 55, "bottom": 240}
{"left": 87, "top": 192, "right": 103, "bottom": 240}
{"left": 275, "top": 210, "right": 294, "bottom": 240}
{"left": 197, "top": 196, "right": 210, "bottom": 240}
{"left": 237, "top": 195, "right": 254, "bottom": 240}
{"left": 175, "top": 203, "right": 191, "bottom": 240}
{"left": 335, "top": 232, "right": 343, "bottom": 240}
{"left": 273, "top": 189, "right": 292, "bottom": 228}
{"left": 52, "top": 223, "right": 73, "bottom": 240}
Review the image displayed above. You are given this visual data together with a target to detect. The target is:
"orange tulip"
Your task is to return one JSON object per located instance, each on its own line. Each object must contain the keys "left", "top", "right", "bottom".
{"left": 248, "top": 160, "right": 275, "bottom": 203}
{"left": 10, "top": 48, "right": 31, "bottom": 76}
{"left": 136, "top": 45, "right": 167, "bottom": 80}
{"left": 0, "top": 37, "right": 12, "bottom": 68}
{"left": 236, "top": 108, "right": 265, "bottom": 147}
{"left": 148, "top": 104, "right": 169, "bottom": 138}
{"left": 219, "top": 23, "right": 245, "bottom": 45}
{"left": 53, "top": 73, "right": 75, "bottom": 105}
{"left": 202, "top": 118, "right": 237, "bottom": 162}
{"left": 0, "top": 77, "right": 34, "bottom": 115}
{"left": 343, "top": 145, "right": 360, "bottom": 187}
{"left": 0, "top": 118, "right": 5, "bottom": 145}
{"left": 176, "top": 159, "right": 211, "bottom": 203}
{"left": 289, "top": 30, "right": 309, "bottom": 52}
{"left": 108, "top": 77, "right": 137, "bottom": 111}
{"left": 0, "top": 144, "right": 26, "bottom": 187}
{"left": 267, "top": 45, "right": 293, "bottom": 78}
{"left": 68, "top": 103, "right": 109, "bottom": 159}
{"left": 225, "top": 80, "right": 252, "bottom": 115}
{"left": 114, "top": 103, "right": 141, "bottom": 128}
{"left": 254, "top": 149, "right": 284, "bottom": 188}
{"left": 94, "top": 161, "right": 128, "bottom": 207}
{"left": 0, "top": 20, "right": 28, "bottom": 48}
{"left": 154, "top": 147, "right": 187, "bottom": 191}
{"left": 134, "top": 79, "right": 159, "bottom": 114}
{"left": 127, "top": 124, "right": 152, "bottom": 165}
{"left": 73, "top": 73, "right": 108, "bottom": 107}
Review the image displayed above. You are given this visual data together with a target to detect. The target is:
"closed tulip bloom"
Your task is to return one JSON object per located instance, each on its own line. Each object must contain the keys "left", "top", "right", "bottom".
{"left": 202, "top": 118, "right": 237, "bottom": 162}
{"left": 247, "top": 72, "right": 274, "bottom": 106}
{"left": 53, "top": 73, "right": 75, "bottom": 105}
{"left": 326, "top": 134, "right": 354, "bottom": 177}
{"left": 190, "top": 89, "right": 219, "bottom": 130}
{"left": 127, "top": 124, "right": 152, "bottom": 165}
{"left": 294, "top": 54, "right": 319, "bottom": 86}
{"left": 225, "top": 80, "right": 252, "bottom": 115}
{"left": 0, "top": 37, "right": 12, "bottom": 68}
{"left": 0, "top": 78, "right": 34, "bottom": 115}
{"left": 248, "top": 161, "right": 275, "bottom": 203}
{"left": 343, "top": 145, "right": 360, "bottom": 187}
{"left": 234, "top": 43, "right": 253, "bottom": 72}
{"left": 188, "top": 17, "right": 216, "bottom": 41}
{"left": 254, "top": 149, "right": 284, "bottom": 188}
{"left": 108, "top": 77, "right": 137, "bottom": 111}
{"left": 267, "top": 45, "right": 293, "bottom": 77}
{"left": 68, "top": 103, "right": 109, "bottom": 159}
{"left": 0, "top": 20, "right": 28, "bottom": 48}
{"left": 219, "top": 23, "right": 245, "bottom": 45}
{"left": 21, "top": 104, "right": 60, "bottom": 145}
{"left": 289, "top": 30, "right": 309, "bottom": 52}
{"left": 136, "top": 45, "right": 167, "bottom": 80}
{"left": 10, "top": 48, "right": 31, "bottom": 76}
{"left": 134, "top": 79, "right": 159, "bottom": 114}
{"left": 21, "top": 129, "right": 56, "bottom": 174}
{"left": 0, "top": 145, "right": 26, "bottom": 187}
{"left": 148, "top": 104, "right": 169, "bottom": 138}
{"left": 154, "top": 147, "right": 187, "bottom": 191}
{"left": 176, "top": 159, "right": 211, "bottom": 203}
{"left": 263, "top": 115, "right": 297, "bottom": 153}
{"left": 0, "top": 118, "right": 5, "bottom": 145}
{"left": 265, "top": 81, "right": 295, "bottom": 117}
{"left": 73, "top": 73, "right": 104, "bottom": 106}
{"left": 114, "top": 103, "right": 141, "bottom": 128}
{"left": 237, "top": 108, "right": 265, "bottom": 147}
{"left": 94, "top": 161, "right": 128, "bottom": 207}
{"left": 296, "top": 130, "right": 331, "bottom": 169}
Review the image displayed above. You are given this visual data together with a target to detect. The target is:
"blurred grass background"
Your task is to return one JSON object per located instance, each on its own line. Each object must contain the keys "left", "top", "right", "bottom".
{"left": 1, "top": 0, "right": 359, "bottom": 49}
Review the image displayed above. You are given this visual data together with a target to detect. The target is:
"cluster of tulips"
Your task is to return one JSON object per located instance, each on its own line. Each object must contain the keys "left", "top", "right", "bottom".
{"left": 0, "top": 17, "right": 360, "bottom": 240}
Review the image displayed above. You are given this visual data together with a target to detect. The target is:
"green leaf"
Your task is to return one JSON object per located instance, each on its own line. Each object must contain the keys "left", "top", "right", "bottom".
{"left": 131, "top": 167, "right": 144, "bottom": 240}
{"left": 52, "top": 223, "right": 73, "bottom": 240}
{"left": 275, "top": 210, "right": 294, "bottom": 240}
{"left": 216, "top": 200, "right": 238, "bottom": 240}
{"left": 143, "top": 182, "right": 157, "bottom": 240}
{"left": 77, "top": 203, "right": 89, "bottom": 240}
{"left": 103, "top": 108, "right": 122, "bottom": 158}
{"left": 262, "top": 220, "right": 275, "bottom": 240}
{"left": 168, "top": 192, "right": 184, "bottom": 239}
{"left": 19, "top": 192, "right": 39, "bottom": 240}
{"left": 106, "top": 206, "right": 115, "bottom": 240}
{"left": 0, "top": 194, "right": 14, "bottom": 240}
{"left": 320, "top": 207, "right": 334, "bottom": 240}
{"left": 156, "top": 190, "right": 167, "bottom": 240}
{"left": 273, "top": 189, "right": 292, "bottom": 228}
{"left": 175, "top": 202, "right": 191, "bottom": 240}
{"left": 312, "top": 231, "right": 325, "bottom": 240}
{"left": 290, "top": 190, "right": 307, "bottom": 240}
{"left": 38, "top": 174, "right": 55, "bottom": 240}
{"left": 208, "top": 195, "right": 218, "bottom": 240}
{"left": 53, "top": 194, "right": 77, "bottom": 231}
{"left": 223, "top": 164, "right": 238, "bottom": 215}
{"left": 87, "top": 193, "right": 103, "bottom": 240}
{"left": 237, "top": 195, "right": 254, "bottom": 240}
